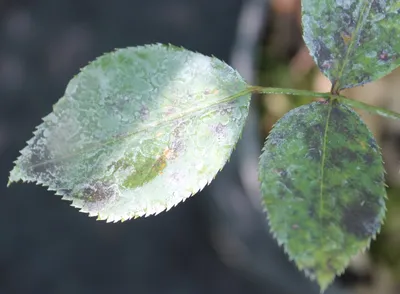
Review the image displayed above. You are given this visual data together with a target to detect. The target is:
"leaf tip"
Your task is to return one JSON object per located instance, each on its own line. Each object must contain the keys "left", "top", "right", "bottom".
{"left": 8, "top": 166, "right": 21, "bottom": 187}
{"left": 316, "top": 273, "right": 335, "bottom": 294}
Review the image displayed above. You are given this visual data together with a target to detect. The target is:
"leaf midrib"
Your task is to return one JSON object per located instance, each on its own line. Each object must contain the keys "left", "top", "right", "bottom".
{"left": 19, "top": 88, "right": 251, "bottom": 171}
{"left": 335, "top": 0, "right": 370, "bottom": 90}
{"left": 319, "top": 101, "right": 333, "bottom": 220}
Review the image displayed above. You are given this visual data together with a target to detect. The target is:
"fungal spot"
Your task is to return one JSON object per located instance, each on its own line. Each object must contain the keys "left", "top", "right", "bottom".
{"left": 214, "top": 123, "right": 225, "bottom": 134}
{"left": 341, "top": 199, "right": 381, "bottom": 239}
{"left": 152, "top": 153, "right": 168, "bottom": 174}
{"left": 371, "top": 1, "right": 384, "bottom": 14}
{"left": 359, "top": 140, "right": 367, "bottom": 150}
{"left": 139, "top": 105, "right": 149, "bottom": 121}
{"left": 82, "top": 182, "right": 118, "bottom": 211}
{"left": 326, "top": 258, "right": 337, "bottom": 272}
{"left": 373, "top": 175, "right": 384, "bottom": 186}
{"left": 204, "top": 88, "right": 219, "bottom": 95}
{"left": 30, "top": 152, "right": 48, "bottom": 175}
{"left": 362, "top": 152, "right": 375, "bottom": 165}
{"left": 328, "top": 147, "right": 359, "bottom": 169}
{"left": 170, "top": 140, "right": 184, "bottom": 158}
{"left": 162, "top": 147, "right": 175, "bottom": 160}
{"left": 278, "top": 169, "right": 291, "bottom": 190}
{"left": 299, "top": 115, "right": 325, "bottom": 162}
{"left": 268, "top": 131, "right": 286, "bottom": 147}
{"left": 308, "top": 204, "right": 316, "bottom": 219}
{"left": 321, "top": 60, "right": 332, "bottom": 70}
{"left": 170, "top": 171, "right": 182, "bottom": 184}
{"left": 308, "top": 146, "right": 321, "bottom": 161}
{"left": 330, "top": 104, "right": 347, "bottom": 122}
{"left": 378, "top": 50, "right": 389, "bottom": 62}
{"left": 367, "top": 137, "right": 378, "bottom": 150}
{"left": 315, "top": 40, "right": 333, "bottom": 67}
{"left": 164, "top": 106, "right": 176, "bottom": 116}
{"left": 304, "top": 267, "right": 316, "bottom": 278}
{"left": 279, "top": 169, "right": 303, "bottom": 198}
{"left": 58, "top": 188, "right": 73, "bottom": 195}
{"left": 28, "top": 139, "right": 56, "bottom": 178}
{"left": 312, "top": 122, "right": 324, "bottom": 135}
{"left": 55, "top": 189, "right": 75, "bottom": 202}
{"left": 120, "top": 147, "right": 169, "bottom": 189}
{"left": 304, "top": 125, "right": 323, "bottom": 161}
{"left": 340, "top": 31, "right": 352, "bottom": 46}
{"left": 211, "top": 123, "right": 227, "bottom": 142}
{"left": 218, "top": 104, "right": 233, "bottom": 116}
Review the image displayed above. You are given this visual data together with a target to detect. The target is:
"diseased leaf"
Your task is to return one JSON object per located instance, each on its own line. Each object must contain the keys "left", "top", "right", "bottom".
{"left": 9, "top": 44, "right": 251, "bottom": 221}
{"left": 259, "top": 101, "right": 386, "bottom": 291}
{"left": 302, "top": 0, "right": 400, "bottom": 91}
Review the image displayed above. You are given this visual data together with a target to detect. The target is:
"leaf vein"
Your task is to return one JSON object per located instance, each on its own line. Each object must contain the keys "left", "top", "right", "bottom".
{"left": 319, "top": 100, "right": 333, "bottom": 221}
{"left": 334, "top": 0, "right": 371, "bottom": 91}
{"left": 23, "top": 88, "right": 252, "bottom": 170}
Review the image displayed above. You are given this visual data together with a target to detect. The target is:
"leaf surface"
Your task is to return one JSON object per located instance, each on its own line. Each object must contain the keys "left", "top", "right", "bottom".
{"left": 302, "top": 0, "right": 400, "bottom": 91}
{"left": 9, "top": 44, "right": 251, "bottom": 221}
{"left": 259, "top": 101, "right": 386, "bottom": 291}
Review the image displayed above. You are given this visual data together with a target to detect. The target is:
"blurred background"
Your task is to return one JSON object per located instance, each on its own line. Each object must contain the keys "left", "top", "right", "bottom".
{"left": 1, "top": 0, "right": 399, "bottom": 293}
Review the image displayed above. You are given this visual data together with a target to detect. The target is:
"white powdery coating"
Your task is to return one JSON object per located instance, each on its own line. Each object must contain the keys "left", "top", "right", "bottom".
{"left": 9, "top": 44, "right": 251, "bottom": 221}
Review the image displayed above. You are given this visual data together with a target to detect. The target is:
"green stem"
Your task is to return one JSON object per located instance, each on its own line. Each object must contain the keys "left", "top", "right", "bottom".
{"left": 246, "top": 85, "right": 400, "bottom": 121}
{"left": 248, "top": 85, "right": 333, "bottom": 99}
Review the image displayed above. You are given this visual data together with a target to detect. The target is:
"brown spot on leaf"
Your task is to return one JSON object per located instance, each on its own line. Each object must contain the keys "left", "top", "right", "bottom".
{"left": 204, "top": 88, "right": 219, "bottom": 95}
{"left": 152, "top": 151, "right": 168, "bottom": 174}
{"left": 341, "top": 31, "right": 352, "bottom": 46}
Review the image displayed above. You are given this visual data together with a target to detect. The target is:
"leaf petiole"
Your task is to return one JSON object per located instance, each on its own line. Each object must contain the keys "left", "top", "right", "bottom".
{"left": 248, "top": 85, "right": 332, "bottom": 99}
{"left": 245, "top": 85, "right": 400, "bottom": 121}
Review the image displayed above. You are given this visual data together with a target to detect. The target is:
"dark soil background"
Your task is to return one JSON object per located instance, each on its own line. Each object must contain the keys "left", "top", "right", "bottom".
{"left": 0, "top": 1, "right": 351, "bottom": 293}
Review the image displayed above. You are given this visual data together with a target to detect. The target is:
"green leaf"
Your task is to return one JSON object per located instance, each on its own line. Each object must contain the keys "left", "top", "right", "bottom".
{"left": 9, "top": 44, "right": 251, "bottom": 221}
{"left": 259, "top": 100, "right": 386, "bottom": 291}
{"left": 302, "top": 1, "right": 400, "bottom": 91}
